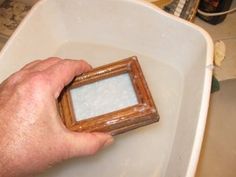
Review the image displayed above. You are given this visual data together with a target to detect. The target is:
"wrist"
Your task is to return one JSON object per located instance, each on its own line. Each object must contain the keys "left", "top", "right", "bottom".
{"left": 0, "top": 135, "right": 27, "bottom": 177}
{"left": 0, "top": 149, "right": 17, "bottom": 177}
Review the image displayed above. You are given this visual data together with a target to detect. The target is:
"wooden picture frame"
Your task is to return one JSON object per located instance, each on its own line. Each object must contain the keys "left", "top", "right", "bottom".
{"left": 58, "top": 56, "right": 159, "bottom": 135}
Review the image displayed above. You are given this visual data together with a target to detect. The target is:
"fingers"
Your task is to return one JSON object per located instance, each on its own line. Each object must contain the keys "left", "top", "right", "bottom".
{"left": 21, "top": 60, "right": 42, "bottom": 70}
{"left": 44, "top": 59, "right": 92, "bottom": 98}
{"left": 65, "top": 132, "right": 113, "bottom": 158}
{"left": 21, "top": 57, "right": 62, "bottom": 71}
{"left": 20, "top": 58, "right": 92, "bottom": 98}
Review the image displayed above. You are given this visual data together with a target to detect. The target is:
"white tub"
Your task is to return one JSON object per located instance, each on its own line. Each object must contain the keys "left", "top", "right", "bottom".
{"left": 0, "top": 0, "right": 213, "bottom": 177}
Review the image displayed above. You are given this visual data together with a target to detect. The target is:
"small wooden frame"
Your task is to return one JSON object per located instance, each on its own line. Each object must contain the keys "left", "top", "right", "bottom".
{"left": 58, "top": 56, "right": 159, "bottom": 135}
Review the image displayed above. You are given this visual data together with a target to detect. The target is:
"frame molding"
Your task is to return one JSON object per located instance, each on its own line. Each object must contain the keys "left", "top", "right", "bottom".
{"left": 58, "top": 56, "right": 159, "bottom": 135}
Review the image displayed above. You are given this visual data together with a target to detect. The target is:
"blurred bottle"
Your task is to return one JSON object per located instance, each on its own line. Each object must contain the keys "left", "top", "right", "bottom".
{"left": 197, "top": 0, "right": 233, "bottom": 25}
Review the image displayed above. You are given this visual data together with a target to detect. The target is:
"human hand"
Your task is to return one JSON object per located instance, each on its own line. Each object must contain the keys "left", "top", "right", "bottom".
{"left": 0, "top": 58, "right": 113, "bottom": 177}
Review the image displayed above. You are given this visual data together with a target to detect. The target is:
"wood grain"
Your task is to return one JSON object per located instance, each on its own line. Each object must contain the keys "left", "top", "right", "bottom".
{"left": 58, "top": 56, "right": 159, "bottom": 136}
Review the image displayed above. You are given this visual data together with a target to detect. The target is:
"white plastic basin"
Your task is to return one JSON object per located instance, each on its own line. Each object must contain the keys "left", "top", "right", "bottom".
{"left": 0, "top": 0, "right": 213, "bottom": 177}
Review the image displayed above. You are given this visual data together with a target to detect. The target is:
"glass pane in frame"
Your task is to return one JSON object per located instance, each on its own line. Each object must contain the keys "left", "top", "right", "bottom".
{"left": 70, "top": 73, "right": 138, "bottom": 121}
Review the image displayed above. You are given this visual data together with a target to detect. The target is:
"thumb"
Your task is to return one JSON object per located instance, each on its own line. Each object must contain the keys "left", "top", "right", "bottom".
{"left": 65, "top": 132, "right": 113, "bottom": 158}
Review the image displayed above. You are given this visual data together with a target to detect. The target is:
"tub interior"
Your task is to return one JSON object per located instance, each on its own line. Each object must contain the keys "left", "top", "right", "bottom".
{"left": 0, "top": 0, "right": 211, "bottom": 177}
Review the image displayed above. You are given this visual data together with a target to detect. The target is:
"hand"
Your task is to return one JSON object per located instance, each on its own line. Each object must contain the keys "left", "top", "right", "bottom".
{"left": 0, "top": 58, "right": 113, "bottom": 177}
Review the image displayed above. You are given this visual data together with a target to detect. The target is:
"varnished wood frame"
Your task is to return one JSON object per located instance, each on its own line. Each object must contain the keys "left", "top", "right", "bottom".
{"left": 58, "top": 56, "right": 159, "bottom": 135}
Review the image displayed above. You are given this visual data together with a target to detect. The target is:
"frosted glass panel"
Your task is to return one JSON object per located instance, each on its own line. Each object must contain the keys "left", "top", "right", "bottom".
{"left": 70, "top": 73, "right": 138, "bottom": 121}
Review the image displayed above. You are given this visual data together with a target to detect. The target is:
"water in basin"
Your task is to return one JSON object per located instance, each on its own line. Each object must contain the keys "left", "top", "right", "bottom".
{"left": 38, "top": 42, "right": 183, "bottom": 177}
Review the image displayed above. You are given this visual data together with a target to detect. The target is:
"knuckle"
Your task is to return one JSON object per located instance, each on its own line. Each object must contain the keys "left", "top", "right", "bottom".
{"left": 28, "top": 72, "right": 46, "bottom": 84}
{"left": 60, "top": 59, "right": 90, "bottom": 70}
{"left": 77, "top": 59, "right": 89, "bottom": 67}
{"left": 21, "top": 59, "right": 41, "bottom": 69}
{"left": 12, "top": 72, "right": 51, "bottom": 99}
{"left": 6, "top": 70, "right": 28, "bottom": 86}
{"left": 62, "top": 59, "right": 73, "bottom": 66}
{"left": 46, "top": 57, "right": 62, "bottom": 62}
{"left": 78, "top": 60, "right": 92, "bottom": 70}
{"left": 78, "top": 59, "right": 87, "bottom": 64}
{"left": 20, "top": 72, "right": 49, "bottom": 91}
